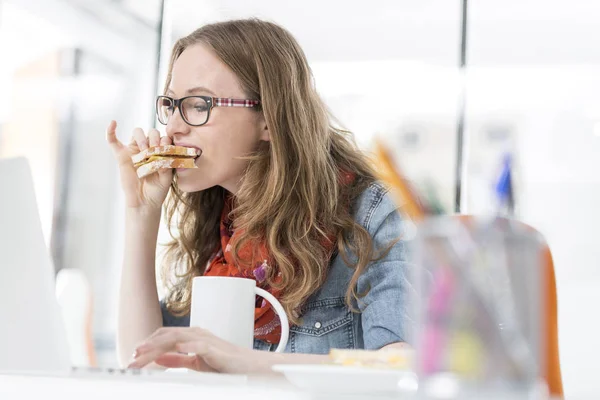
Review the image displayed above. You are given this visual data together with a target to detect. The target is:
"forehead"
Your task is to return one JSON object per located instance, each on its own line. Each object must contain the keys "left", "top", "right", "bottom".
{"left": 169, "top": 43, "right": 243, "bottom": 97}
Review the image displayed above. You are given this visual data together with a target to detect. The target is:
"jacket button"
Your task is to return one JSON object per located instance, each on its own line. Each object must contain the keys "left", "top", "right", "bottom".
{"left": 314, "top": 322, "right": 322, "bottom": 329}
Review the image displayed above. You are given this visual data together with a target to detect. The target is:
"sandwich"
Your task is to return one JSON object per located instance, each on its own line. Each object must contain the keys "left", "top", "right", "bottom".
{"left": 131, "top": 145, "right": 201, "bottom": 179}
{"left": 328, "top": 348, "right": 413, "bottom": 370}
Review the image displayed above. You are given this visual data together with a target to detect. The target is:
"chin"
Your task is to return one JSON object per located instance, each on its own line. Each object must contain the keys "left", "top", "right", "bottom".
{"left": 174, "top": 171, "right": 213, "bottom": 193}
{"left": 175, "top": 183, "right": 202, "bottom": 193}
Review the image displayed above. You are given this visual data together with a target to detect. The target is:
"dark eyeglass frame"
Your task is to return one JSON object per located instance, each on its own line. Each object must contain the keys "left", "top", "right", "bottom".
{"left": 156, "top": 95, "right": 261, "bottom": 127}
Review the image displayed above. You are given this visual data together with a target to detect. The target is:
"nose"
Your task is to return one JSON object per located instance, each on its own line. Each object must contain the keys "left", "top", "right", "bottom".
{"left": 166, "top": 106, "right": 191, "bottom": 139}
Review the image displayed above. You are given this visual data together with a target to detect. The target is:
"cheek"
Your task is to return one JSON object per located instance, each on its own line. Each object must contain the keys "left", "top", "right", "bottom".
{"left": 209, "top": 118, "right": 262, "bottom": 159}
{"left": 197, "top": 130, "right": 255, "bottom": 178}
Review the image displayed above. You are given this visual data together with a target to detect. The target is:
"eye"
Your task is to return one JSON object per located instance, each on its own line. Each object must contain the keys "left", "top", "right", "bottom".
{"left": 193, "top": 103, "right": 208, "bottom": 112}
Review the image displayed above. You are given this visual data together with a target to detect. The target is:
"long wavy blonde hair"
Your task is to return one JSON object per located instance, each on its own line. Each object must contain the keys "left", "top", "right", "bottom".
{"left": 162, "top": 19, "right": 383, "bottom": 325}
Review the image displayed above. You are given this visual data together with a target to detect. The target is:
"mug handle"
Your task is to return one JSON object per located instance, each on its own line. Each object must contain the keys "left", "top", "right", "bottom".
{"left": 254, "top": 287, "right": 289, "bottom": 353}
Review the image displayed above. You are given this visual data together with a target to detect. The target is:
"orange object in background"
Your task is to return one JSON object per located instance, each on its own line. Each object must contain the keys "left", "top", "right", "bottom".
{"left": 542, "top": 246, "right": 563, "bottom": 397}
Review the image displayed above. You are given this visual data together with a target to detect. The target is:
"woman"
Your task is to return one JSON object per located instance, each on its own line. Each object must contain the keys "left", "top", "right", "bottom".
{"left": 106, "top": 18, "right": 412, "bottom": 374}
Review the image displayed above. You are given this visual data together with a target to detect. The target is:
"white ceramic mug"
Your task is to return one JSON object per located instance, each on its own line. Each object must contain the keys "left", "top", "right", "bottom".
{"left": 190, "top": 276, "right": 289, "bottom": 352}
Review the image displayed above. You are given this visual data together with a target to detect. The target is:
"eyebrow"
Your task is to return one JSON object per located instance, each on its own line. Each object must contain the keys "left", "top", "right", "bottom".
{"left": 166, "top": 86, "right": 216, "bottom": 96}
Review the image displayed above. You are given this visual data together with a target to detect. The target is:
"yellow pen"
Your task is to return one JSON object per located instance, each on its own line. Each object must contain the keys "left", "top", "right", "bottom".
{"left": 373, "top": 138, "right": 427, "bottom": 221}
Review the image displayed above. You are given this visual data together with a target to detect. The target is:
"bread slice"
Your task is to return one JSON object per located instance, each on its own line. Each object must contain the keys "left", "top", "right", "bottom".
{"left": 131, "top": 145, "right": 199, "bottom": 165}
{"left": 135, "top": 157, "right": 197, "bottom": 179}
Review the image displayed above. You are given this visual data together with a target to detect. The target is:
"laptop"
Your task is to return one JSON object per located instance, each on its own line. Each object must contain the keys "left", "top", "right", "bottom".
{"left": 0, "top": 157, "right": 71, "bottom": 372}
{"left": 0, "top": 157, "right": 247, "bottom": 384}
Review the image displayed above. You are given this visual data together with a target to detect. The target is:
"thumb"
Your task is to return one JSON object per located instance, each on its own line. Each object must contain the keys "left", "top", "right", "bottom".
{"left": 106, "top": 120, "right": 133, "bottom": 167}
{"left": 175, "top": 342, "right": 231, "bottom": 373}
{"left": 197, "top": 345, "right": 239, "bottom": 373}
{"left": 154, "top": 352, "right": 216, "bottom": 372}
{"left": 157, "top": 165, "right": 174, "bottom": 188}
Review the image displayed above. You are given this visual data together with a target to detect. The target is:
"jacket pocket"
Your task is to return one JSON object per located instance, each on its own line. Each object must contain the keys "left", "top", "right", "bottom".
{"left": 288, "top": 297, "right": 354, "bottom": 353}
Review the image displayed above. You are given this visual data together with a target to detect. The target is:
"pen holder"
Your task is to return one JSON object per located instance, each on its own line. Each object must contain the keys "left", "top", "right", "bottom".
{"left": 412, "top": 216, "right": 547, "bottom": 397}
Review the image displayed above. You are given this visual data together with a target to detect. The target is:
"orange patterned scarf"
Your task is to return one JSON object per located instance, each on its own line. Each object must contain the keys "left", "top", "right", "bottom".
{"left": 204, "top": 196, "right": 287, "bottom": 343}
{"left": 204, "top": 172, "right": 354, "bottom": 344}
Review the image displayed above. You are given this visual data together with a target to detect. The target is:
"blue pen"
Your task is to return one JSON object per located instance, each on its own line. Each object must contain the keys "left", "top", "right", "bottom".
{"left": 493, "top": 153, "right": 513, "bottom": 216}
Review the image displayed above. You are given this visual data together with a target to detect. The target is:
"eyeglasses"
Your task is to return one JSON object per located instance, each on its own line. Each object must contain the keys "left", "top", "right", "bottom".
{"left": 156, "top": 95, "right": 261, "bottom": 127}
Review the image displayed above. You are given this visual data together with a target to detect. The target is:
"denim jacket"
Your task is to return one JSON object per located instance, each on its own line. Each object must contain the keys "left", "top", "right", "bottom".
{"left": 161, "top": 181, "right": 414, "bottom": 354}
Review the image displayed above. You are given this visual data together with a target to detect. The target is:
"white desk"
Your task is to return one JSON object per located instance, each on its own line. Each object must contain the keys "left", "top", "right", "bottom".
{"left": 0, "top": 371, "right": 557, "bottom": 400}
{"left": 0, "top": 373, "right": 301, "bottom": 400}
{"left": 0, "top": 372, "right": 406, "bottom": 400}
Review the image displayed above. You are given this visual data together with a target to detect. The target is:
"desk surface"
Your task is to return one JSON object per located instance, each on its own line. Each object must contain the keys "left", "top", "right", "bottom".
{"left": 0, "top": 371, "right": 557, "bottom": 400}
{"left": 0, "top": 372, "right": 306, "bottom": 400}
{"left": 1, "top": 371, "right": 407, "bottom": 400}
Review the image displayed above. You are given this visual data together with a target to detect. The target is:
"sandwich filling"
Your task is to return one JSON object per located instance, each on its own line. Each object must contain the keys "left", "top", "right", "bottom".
{"left": 132, "top": 145, "right": 201, "bottom": 178}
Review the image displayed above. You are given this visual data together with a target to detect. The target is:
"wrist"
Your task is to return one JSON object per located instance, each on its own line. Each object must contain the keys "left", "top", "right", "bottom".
{"left": 125, "top": 206, "right": 162, "bottom": 222}
{"left": 251, "top": 349, "right": 279, "bottom": 374}
{"left": 125, "top": 207, "right": 162, "bottom": 236}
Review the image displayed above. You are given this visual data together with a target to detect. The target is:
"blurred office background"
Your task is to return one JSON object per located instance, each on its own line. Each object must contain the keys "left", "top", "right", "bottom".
{"left": 1, "top": 0, "right": 598, "bottom": 397}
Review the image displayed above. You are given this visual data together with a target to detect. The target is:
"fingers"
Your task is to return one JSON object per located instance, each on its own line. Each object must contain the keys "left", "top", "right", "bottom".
{"left": 175, "top": 340, "right": 210, "bottom": 356}
{"left": 156, "top": 135, "right": 174, "bottom": 180}
{"left": 106, "top": 120, "right": 123, "bottom": 153}
{"left": 148, "top": 129, "right": 161, "bottom": 148}
{"left": 132, "top": 127, "right": 149, "bottom": 151}
{"left": 159, "top": 135, "right": 172, "bottom": 146}
{"left": 129, "top": 328, "right": 207, "bottom": 369}
{"left": 136, "top": 128, "right": 169, "bottom": 152}
{"left": 154, "top": 352, "right": 216, "bottom": 372}
{"left": 154, "top": 353, "right": 195, "bottom": 369}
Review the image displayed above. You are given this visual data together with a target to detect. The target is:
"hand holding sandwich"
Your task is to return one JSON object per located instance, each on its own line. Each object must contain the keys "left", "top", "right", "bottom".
{"left": 105, "top": 121, "right": 199, "bottom": 211}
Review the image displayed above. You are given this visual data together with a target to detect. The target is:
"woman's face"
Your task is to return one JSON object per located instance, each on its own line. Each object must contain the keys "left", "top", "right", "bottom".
{"left": 166, "top": 43, "right": 268, "bottom": 194}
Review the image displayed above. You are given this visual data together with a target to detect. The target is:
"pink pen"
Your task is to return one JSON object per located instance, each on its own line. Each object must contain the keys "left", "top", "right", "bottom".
{"left": 421, "top": 265, "right": 454, "bottom": 374}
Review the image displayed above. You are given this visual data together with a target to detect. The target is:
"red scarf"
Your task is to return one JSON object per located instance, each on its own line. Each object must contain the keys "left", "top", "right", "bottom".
{"left": 204, "top": 171, "right": 355, "bottom": 344}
